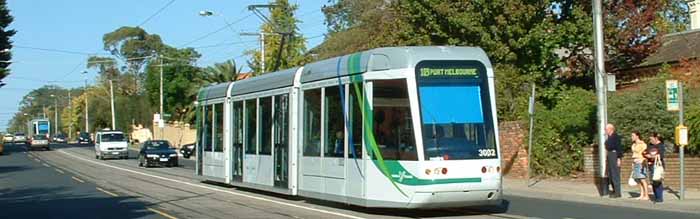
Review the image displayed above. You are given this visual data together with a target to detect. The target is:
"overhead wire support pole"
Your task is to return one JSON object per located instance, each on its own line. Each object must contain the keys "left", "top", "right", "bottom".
{"left": 109, "top": 80, "right": 116, "bottom": 131}
{"left": 160, "top": 54, "right": 164, "bottom": 140}
{"left": 592, "top": 0, "right": 608, "bottom": 193}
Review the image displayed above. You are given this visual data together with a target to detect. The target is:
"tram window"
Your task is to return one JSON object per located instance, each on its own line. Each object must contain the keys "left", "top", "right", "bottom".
{"left": 260, "top": 97, "right": 272, "bottom": 155}
{"left": 371, "top": 79, "right": 418, "bottom": 161}
{"left": 214, "top": 103, "right": 224, "bottom": 152}
{"left": 203, "top": 105, "right": 213, "bottom": 152}
{"left": 245, "top": 99, "right": 257, "bottom": 154}
{"left": 233, "top": 101, "right": 243, "bottom": 145}
{"left": 349, "top": 83, "right": 363, "bottom": 159}
{"left": 303, "top": 89, "right": 322, "bottom": 157}
{"left": 324, "top": 86, "right": 345, "bottom": 158}
{"left": 274, "top": 94, "right": 289, "bottom": 148}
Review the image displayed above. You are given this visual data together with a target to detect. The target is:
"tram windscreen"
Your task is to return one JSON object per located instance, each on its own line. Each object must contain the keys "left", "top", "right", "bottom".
{"left": 416, "top": 60, "right": 497, "bottom": 160}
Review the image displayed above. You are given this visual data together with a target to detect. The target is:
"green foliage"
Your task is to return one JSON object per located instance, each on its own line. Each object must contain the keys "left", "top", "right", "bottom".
{"left": 247, "top": 0, "right": 308, "bottom": 74}
{"left": 103, "top": 26, "right": 164, "bottom": 75}
{"left": 607, "top": 76, "right": 676, "bottom": 150}
{"left": 684, "top": 104, "right": 700, "bottom": 155}
{"left": 532, "top": 87, "right": 596, "bottom": 176}
{"left": 0, "top": 0, "right": 15, "bottom": 80}
{"left": 201, "top": 60, "right": 242, "bottom": 84}
{"left": 494, "top": 64, "right": 530, "bottom": 121}
{"left": 144, "top": 47, "right": 201, "bottom": 124}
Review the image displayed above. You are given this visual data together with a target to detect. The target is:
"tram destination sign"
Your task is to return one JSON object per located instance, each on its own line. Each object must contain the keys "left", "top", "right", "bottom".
{"left": 418, "top": 67, "right": 479, "bottom": 79}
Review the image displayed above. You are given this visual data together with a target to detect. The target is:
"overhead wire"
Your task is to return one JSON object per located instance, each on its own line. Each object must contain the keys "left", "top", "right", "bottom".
{"left": 137, "top": 0, "right": 177, "bottom": 27}
{"left": 179, "top": 14, "right": 254, "bottom": 47}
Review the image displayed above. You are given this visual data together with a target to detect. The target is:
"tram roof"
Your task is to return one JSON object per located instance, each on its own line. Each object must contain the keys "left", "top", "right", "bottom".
{"left": 229, "top": 67, "right": 299, "bottom": 96}
{"left": 197, "top": 82, "right": 231, "bottom": 102}
{"left": 300, "top": 46, "right": 492, "bottom": 83}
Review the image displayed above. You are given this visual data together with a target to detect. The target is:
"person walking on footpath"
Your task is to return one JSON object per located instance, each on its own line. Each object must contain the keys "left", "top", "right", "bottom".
{"left": 645, "top": 132, "right": 665, "bottom": 203}
{"left": 630, "top": 131, "right": 649, "bottom": 200}
{"left": 605, "top": 124, "right": 623, "bottom": 198}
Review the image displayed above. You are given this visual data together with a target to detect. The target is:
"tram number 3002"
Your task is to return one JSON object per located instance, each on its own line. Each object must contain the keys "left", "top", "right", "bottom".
{"left": 478, "top": 149, "right": 496, "bottom": 157}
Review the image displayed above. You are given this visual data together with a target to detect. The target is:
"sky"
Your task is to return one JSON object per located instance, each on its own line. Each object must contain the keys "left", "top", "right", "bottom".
{"left": 0, "top": 0, "right": 329, "bottom": 131}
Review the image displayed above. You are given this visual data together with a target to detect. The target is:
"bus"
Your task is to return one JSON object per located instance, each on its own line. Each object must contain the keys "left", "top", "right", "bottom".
{"left": 28, "top": 119, "right": 50, "bottom": 139}
{"left": 195, "top": 46, "right": 502, "bottom": 208}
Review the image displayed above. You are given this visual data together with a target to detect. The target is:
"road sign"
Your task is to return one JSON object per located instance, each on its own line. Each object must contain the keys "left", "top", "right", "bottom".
{"left": 666, "top": 80, "right": 680, "bottom": 111}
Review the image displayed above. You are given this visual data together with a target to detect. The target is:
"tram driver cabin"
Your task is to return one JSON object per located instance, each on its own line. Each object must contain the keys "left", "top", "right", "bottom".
{"left": 195, "top": 46, "right": 502, "bottom": 209}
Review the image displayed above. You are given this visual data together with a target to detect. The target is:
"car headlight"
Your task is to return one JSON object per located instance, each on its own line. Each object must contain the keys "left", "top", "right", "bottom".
{"left": 146, "top": 154, "right": 159, "bottom": 158}
{"left": 169, "top": 154, "right": 177, "bottom": 157}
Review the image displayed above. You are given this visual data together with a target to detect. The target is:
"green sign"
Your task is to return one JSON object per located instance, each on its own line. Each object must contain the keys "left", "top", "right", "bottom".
{"left": 666, "top": 80, "right": 680, "bottom": 111}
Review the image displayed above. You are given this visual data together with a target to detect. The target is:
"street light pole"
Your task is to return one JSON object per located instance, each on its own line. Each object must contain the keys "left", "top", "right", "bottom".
{"left": 593, "top": 0, "right": 608, "bottom": 191}
{"left": 68, "top": 91, "right": 72, "bottom": 140}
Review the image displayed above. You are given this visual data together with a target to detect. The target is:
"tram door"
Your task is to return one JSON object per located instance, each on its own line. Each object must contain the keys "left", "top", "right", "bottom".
{"left": 273, "top": 95, "right": 290, "bottom": 188}
{"left": 232, "top": 101, "right": 244, "bottom": 182}
{"left": 323, "top": 87, "right": 347, "bottom": 197}
{"left": 346, "top": 83, "right": 365, "bottom": 199}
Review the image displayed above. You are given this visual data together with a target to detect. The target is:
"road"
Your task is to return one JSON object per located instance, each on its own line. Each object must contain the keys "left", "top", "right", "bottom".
{"left": 1, "top": 142, "right": 699, "bottom": 219}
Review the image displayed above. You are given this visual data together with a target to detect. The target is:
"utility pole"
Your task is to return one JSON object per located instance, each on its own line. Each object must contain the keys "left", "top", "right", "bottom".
{"left": 54, "top": 97, "right": 58, "bottom": 136}
{"left": 241, "top": 32, "right": 267, "bottom": 73}
{"left": 593, "top": 0, "right": 608, "bottom": 193}
{"left": 68, "top": 91, "right": 72, "bottom": 140}
{"left": 110, "top": 80, "right": 116, "bottom": 130}
{"left": 83, "top": 71, "right": 89, "bottom": 133}
{"left": 159, "top": 54, "right": 164, "bottom": 140}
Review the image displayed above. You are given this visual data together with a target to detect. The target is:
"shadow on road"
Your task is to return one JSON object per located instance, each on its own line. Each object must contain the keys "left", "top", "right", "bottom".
{"left": 0, "top": 186, "right": 156, "bottom": 219}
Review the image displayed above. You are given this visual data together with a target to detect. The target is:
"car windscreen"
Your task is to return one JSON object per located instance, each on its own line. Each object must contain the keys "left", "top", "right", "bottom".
{"left": 101, "top": 133, "right": 125, "bottom": 142}
{"left": 145, "top": 141, "right": 171, "bottom": 150}
{"left": 15, "top": 133, "right": 25, "bottom": 136}
{"left": 33, "top": 135, "right": 47, "bottom": 140}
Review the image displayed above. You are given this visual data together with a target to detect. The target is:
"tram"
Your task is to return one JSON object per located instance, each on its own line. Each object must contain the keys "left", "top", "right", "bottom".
{"left": 195, "top": 46, "right": 502, "bottom": 208}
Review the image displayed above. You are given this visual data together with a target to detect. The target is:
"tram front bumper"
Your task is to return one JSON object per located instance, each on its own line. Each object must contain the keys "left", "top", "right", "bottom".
{"left": 407, "top": 189, "right": 502, "bottom": 209}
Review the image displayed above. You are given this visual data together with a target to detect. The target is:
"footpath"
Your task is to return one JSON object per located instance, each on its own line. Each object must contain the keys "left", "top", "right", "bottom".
{"left": 503, "top": 177, "right": 700, "bottom": 213}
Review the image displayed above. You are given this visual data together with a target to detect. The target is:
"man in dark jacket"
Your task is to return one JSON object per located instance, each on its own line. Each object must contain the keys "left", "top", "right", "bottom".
{"left": 604, "top": 124, "right": 623, "bottom": 198}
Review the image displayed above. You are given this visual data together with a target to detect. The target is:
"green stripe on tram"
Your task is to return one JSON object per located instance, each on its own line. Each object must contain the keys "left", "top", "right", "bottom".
{"left": 346, "top": 53, "right": 481, "bottom": 191}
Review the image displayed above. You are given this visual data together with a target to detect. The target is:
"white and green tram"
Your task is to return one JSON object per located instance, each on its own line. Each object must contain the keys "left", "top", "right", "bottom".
{"left": 195, "top": 46, "right": 502, "bottom": 208}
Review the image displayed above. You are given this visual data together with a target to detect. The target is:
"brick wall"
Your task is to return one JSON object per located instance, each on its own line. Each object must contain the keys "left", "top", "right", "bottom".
{"left": 499, "top": 121, "right": 529, "bottom": 178}
{"left": 583, "top": 147, "right": 700, "bottom": 190}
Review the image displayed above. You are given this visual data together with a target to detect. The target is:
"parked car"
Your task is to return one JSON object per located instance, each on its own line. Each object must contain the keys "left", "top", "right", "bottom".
{"left": 52, "top": 133, "right": 67, "bottom": 143}
{"left": 3, "top": 133, "right": 13, "bottom": 143}
{"left": 78, "top": 132, "right": 92, "bottom": 144}
{"left": 138, "top": 140, "right": 178, "bottom": 168}
{"left": 94, "top": 130, "right": 128, "bottom": 160}
{"left": 13, "top": 132, "right": 27, "bottom": 145}
{"left": 29, "top": 134, "right": 50, "bottom": 151}
{"left": 179, "top": 143, "right": 195, "bottom": 159}
{"left": 0, "top": 141, "right": 4, "bottom": 155}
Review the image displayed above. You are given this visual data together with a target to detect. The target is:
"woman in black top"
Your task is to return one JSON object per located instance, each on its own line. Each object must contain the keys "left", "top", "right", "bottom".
{"left": 645, "top": 132, "right": 665, "bottom": 203}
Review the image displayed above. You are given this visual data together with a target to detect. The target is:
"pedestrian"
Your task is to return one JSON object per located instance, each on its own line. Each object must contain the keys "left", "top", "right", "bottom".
{"left": 605, "top": 124, "right": 623, "bottom": 198}
{"left": 645, "top": 132, "right": 665, "bottom": 203}
{"left": 630, "top": 131, "right": 649, "bottom": 200}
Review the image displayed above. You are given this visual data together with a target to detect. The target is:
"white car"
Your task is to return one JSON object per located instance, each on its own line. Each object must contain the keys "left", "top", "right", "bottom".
{"left": 3, "top": 134, "right": 13, "bottom": 142}
{"left": 94, "top": 130, "right": 128, "bottom": 160}
{"left": 29, "top": 134, "right": 50, "bottom": 151}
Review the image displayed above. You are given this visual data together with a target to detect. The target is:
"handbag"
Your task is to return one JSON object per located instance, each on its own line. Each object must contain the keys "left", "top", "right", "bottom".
{"left": 628, "top": 169, "right": 637, "bottom": 186}
{"left": 652, "top": 155, "right": 664, "bottom": 181}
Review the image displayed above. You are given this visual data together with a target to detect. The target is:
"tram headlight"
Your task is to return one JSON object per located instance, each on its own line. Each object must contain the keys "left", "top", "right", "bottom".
{"left": 441, "top": 168, "right": 448, "bottom": 175}
{"left": 481, "top": 166, "right": 487, "bottom": 173}
{"left": 425, "top": 169, "right": 432, "bottom": 175}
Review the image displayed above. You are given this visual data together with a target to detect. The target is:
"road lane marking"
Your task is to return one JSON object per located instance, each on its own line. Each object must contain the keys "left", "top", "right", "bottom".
{"left": 55, "top": 169, "right": 65, "bottom": 174}
{"left": 96, "top": 187, "right": 119, "bottom": 197}
{"left": 33, "top": 158, "right": 40, "bottom": 162}
{"left": 42, "top": 163, "right": 51, "bottom": 167}
{"left": 59, "top": 149, "right": 366, "bottom": 219}
{"left": 71, "top": 176, "right": 85, "bottom": 183}
{"left": 147, "top": 208, "right": 178, "bottom": 219}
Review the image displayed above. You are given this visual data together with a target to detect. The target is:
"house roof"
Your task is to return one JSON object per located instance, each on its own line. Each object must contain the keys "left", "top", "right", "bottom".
{"left": 639, "top": 29, "right": 700, "bottom": 67}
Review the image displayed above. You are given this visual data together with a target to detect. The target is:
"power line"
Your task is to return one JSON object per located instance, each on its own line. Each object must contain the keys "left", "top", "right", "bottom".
{"left": 180, "top": 14, "right": 254, "bottom": 47}
{"left": 137, "top": 0, "right": 176, "bottom": 27}
{"left": 14, "top": 45, "right": 105, "bottom": 56}
{"left": 191, "top": 39, "right": 259, "bottom": 49}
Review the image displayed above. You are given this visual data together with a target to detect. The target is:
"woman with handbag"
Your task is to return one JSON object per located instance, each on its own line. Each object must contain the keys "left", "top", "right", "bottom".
{"left": 645, "top": 132, "right": 665, "bottom": 203}
{"left": 630, "top": 131, "right": 649, "bottom": 200}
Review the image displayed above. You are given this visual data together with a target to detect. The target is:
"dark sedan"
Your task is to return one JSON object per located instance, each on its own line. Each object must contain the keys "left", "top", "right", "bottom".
{"left": 179, "top": 143, "right": 195, "bottom": 159}
{"left": 138, "top": 140, "right": 178, "bottom": 168}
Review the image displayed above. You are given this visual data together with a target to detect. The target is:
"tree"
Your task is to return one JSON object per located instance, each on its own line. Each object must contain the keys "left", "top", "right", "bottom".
{"left": 0, "top": 0, "right": 15, "bottom": 80}
{"left": 144, "top": 47, "right": 201, "bottom": 123}
{"left": 201, "top": 59, "right": 242, "bottom": 84}
{"left": 247, "top": 0, "right": 309, "bottom": 74}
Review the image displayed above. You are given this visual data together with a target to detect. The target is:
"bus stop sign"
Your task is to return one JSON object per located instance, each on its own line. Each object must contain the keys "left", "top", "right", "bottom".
{"left": 666, "top": 80, "right": 680, "bottom": 111}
